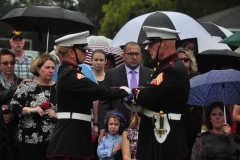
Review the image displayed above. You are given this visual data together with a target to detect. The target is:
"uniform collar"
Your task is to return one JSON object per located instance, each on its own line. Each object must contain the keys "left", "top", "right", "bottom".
{"left": 155, "top": 53, "right": 178, "bottom": 69}
{"left": 62, "top": 60, "right": 82, "bottom": 71}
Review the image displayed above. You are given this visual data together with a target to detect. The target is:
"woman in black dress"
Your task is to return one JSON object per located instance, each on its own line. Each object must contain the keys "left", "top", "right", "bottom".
{"left": 192, "top": 101, "right": 240, "bottom": 160}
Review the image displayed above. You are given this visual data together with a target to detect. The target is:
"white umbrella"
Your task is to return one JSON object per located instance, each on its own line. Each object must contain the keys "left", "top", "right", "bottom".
{"left": 110, "top": 11, "right": 211, "bottom": 47}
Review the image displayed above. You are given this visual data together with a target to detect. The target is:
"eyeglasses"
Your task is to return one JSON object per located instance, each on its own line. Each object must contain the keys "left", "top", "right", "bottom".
{"left": 180, "top": 58, "right": 190, "bottom": 63}
{"left": 125, "top": 52, "right": 140, "bottom": 57}
{"left": 0, "top": 61, "right": 15, "bottom": 66}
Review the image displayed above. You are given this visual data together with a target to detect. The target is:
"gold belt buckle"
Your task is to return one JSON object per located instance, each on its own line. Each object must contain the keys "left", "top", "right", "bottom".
{"left": 152, "top": 111, "right": 167, "bottom": 137}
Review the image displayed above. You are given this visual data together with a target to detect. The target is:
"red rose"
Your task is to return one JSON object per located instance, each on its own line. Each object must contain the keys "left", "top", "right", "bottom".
{"left": 91, "top": 135, "right": 96, "bottom": 143}
{"left": 40, "top": 102, "right": 50, "bottom": 110}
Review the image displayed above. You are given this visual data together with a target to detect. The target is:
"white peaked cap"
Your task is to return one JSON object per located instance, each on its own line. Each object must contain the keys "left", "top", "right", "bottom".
{"left": 142, "top": 26, "right": 180, "bottom": 44}
{"left": 55, "top": 31, "right": 90, "bottom": 49}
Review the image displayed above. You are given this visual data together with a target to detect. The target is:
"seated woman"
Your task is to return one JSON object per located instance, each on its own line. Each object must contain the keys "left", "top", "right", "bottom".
{"left": 10, "top": 54, "right": 57, "bottom": 160}
{"left": 191, "top": 101, "right": 240, "bottom": 160}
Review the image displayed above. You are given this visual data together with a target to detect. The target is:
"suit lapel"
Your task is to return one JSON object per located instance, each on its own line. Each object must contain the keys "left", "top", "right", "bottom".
{"left": 118, "top": 65, "right": 129, "bottom": 87}
{"left": 139, "top": 66, "right": 147, "bottom": 86}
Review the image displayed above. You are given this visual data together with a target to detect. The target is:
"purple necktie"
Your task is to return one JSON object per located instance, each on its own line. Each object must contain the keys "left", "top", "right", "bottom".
{"left": 130, "top": 70, "right": 137, "bottom": 89}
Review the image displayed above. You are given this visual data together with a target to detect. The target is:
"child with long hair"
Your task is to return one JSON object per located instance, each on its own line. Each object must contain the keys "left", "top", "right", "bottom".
{"left": 122, "top": 112, "right": 140, "bottom": 160}
{"left": 97, "top": 111, "right": 126, "bottom": 160}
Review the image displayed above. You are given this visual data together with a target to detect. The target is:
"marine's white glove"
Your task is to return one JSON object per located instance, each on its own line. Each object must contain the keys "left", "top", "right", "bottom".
{"left": 120, "top": 86, "right": 132, "bottom": 94}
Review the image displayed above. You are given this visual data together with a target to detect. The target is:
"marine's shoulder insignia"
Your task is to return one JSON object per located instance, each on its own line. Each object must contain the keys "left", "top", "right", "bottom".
{"left": 76, "top": 73, "right": 85, "bottom": 80}
{"left": 151, "top": 73, "right": 164, "bottom": 86}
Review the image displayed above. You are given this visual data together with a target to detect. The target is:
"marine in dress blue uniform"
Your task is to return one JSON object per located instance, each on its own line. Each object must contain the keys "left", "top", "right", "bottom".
{"left": 47, "top": 31, "right": 128, "bottom": 160}
{"left": 128, "top": 26, "right": 190, "bottom": 160}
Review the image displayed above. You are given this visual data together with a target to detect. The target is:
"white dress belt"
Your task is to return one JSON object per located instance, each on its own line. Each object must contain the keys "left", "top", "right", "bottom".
{"left": 57, "top": 112, "right": 91, "bottom": 122}
{"left": 142, "top": 109, "right": 181, "bottom": 120}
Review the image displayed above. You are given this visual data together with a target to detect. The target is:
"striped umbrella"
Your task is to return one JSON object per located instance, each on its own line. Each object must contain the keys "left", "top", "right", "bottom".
{"left": 200, "top": 22, "right": 232, "bottom": 38}
{"left": 85, "top": 43, "right": 124, "bottom": 67}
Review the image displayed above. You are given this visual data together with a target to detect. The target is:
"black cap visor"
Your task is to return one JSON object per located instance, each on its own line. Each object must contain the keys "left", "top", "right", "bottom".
{"left": 72, "top": 43, "right": 91, "bottom": 51}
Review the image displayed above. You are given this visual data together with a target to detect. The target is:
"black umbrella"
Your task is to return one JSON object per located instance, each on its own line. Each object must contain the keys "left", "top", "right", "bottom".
{"left": 197, "top": 49, "right": 240, "bottom": 73}
{"left": 200, "top": 22, "right": 232, "bottom": 38}
{"left": 0, "top": 5, "right": 95, "bottom": 51}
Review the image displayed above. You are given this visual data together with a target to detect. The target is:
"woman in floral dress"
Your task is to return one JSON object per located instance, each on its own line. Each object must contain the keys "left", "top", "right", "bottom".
{"left": 10, "top": 54, "right": 57, "bottom": 160}
{"left": 122, "top": 112, "right": 141, "bottom": 160}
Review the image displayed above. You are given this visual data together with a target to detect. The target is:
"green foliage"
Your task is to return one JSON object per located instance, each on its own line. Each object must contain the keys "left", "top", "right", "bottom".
{"left": 175, "top": 0, "right": 240, "bottom": 19}
{"left": 98, "top": 0, "right": 177, "bottom": 38}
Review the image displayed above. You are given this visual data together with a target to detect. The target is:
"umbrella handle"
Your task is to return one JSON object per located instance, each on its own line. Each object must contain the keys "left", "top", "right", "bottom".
{"left": 46, "top": 27, "right": 49, "bottom": 52}
{"left": 222, "top": 84, "right": 226, "bottom": 123}
{"left": 224, "top": 104, "right": 226, "bottom": 123}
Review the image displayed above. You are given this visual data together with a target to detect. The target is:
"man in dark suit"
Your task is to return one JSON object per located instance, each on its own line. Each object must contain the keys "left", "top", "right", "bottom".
{"left": 98, "top": 41, "right": 153, "bottom": 143}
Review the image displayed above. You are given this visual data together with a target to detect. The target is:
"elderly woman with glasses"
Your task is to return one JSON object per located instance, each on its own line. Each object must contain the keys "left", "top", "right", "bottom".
{"left": 0, "top": 48, "right": 23, "bottom": 160}
{"left": 177, "top": 47, "right": 202, "bottom": 160}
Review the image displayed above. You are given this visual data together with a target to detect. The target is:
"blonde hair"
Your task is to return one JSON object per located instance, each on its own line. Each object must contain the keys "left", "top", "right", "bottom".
{"left": 177, "top": 47, "right": 198, "bottom": 74}
{"left": 54, "top": 45, "right": 70, "bottom": 58}
{"left": 128, "top": 112, "right": 139, "bottom": 129}
{"left": 30, "top": 54, "right": 55, "bottom": 76}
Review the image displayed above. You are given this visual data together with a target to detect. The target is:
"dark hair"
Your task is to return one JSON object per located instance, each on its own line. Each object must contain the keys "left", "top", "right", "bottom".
{"left": 91, "top": 49, "right": 106, "bottom": 60}
{"left": 104, "top": 111, "right": 126, "bottom": 134}
{"left": 124, "top": 41, "right": 140, "bottom": 53}
{"left": 205, "top": 101, "right": 232, "bottom": 130}
{"left": 30, "top": 54, "right": 55, "bottom": 76}
{"left": 106, "top": 54, "right": 116, "bottom": 68}
{"left": 0, "top": 48, "right": 15, "bottom": 61}
{"left": 182, "top": 41, "right": 194, "bottom": 48}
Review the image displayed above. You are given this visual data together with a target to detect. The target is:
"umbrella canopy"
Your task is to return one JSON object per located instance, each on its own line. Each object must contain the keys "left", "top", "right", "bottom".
{"left": 188, "top": 69, "right": 240, "bottom": 106}
{"left": 220, "top": 31, "right": 240, "bottom": 47}
{"left": 0, "top": 5, "right": 95, "bottom": 35}
{"left": 87, "top": 35, "right": 112, "bottom": 47}
{"left": 200, "top": 22, "right": 232, "bottom": 38}
{"left": 85, "top": 43, "right": 124, "bottom": 67}
{"left": 110, "top": 11, "right": 211, "bottom": 47}
{"left": 235, "top": 47, "right": 240, "bottom": 53}
{"left": 197, "top": 36, "right": 230, "bottom": 53}
{"left": 197, "top": 49, "right": 240, "bottom": 73}
{"left": 0, "top": 5, "right": 95, "bottom": 52}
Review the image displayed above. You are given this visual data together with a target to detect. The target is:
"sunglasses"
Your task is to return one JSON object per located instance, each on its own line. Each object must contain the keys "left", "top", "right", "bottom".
{"left": 125, "top": 52, "right": 141, "bottom": 57}
{"left": 0, "top": 61, "right": 15, "bottom": 66}
{"left": 180, "top": 58, "right": 190, "bottom": 62}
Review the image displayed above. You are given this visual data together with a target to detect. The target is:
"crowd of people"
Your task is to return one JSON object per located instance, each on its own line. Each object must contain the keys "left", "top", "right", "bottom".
{"left": 1, "top": 25, "right": 240, "bottom": 160}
